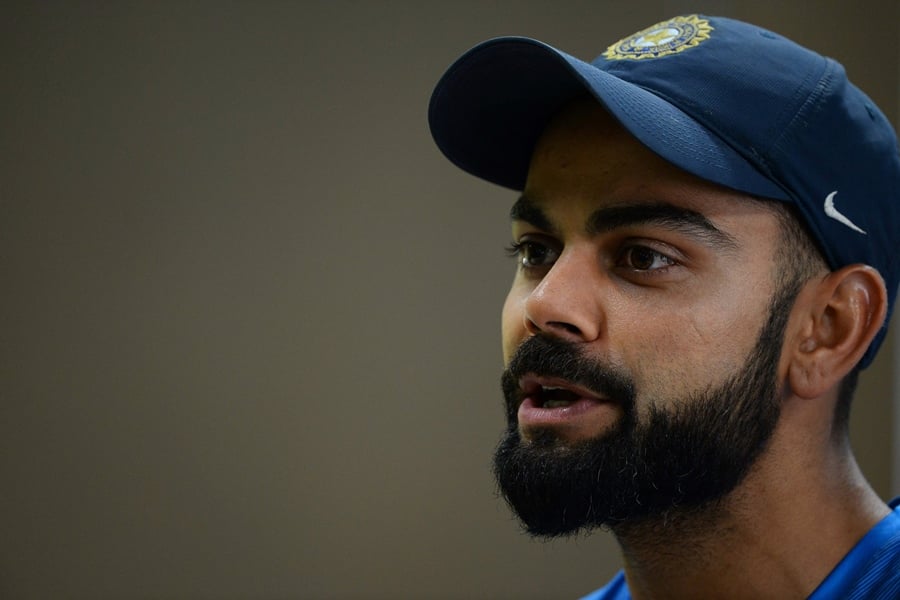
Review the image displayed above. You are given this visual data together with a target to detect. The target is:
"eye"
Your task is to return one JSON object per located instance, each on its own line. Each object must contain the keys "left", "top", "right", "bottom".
{"left": 618, "top": 245, "right": 676, "bottom": 271}
{"left": 507, "top": 240, "right": 560, "bottom": 270}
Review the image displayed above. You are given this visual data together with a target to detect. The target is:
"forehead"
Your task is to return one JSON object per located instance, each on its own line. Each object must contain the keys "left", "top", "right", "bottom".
{"left": 523, "top": 100, "right": 775, "bottom": 228}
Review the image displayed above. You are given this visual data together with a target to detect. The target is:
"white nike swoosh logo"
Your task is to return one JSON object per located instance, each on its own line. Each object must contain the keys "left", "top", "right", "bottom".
{"left": 824, "top": 191, "right": 866, "bottom": 235}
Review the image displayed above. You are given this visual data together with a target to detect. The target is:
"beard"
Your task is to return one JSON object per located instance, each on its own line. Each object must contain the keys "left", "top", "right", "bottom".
{"left": 493, "top": 287, "right": 796, "bottom": 538}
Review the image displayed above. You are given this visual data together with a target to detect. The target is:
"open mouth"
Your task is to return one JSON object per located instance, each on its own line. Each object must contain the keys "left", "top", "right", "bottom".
{"left": 519, "top": 375, "right": 607, "bottom": 409}
{"left": 514, "top": 374, "right": 619, "bottom": 437}
{"left": 534, "top": 386, "right": 583, "bottom": 408}
{"left": 519, "top": 375, "right": 605, "bottom": 408}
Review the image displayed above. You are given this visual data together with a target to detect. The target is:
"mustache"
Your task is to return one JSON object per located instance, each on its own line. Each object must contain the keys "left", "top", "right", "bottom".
{"left": 501, "top": 335, "right": 636, "bottom": 419}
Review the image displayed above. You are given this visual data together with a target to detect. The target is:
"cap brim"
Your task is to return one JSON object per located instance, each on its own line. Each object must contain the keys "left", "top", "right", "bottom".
{"left": 429, "top": 37, "right": 789, "bottom": 202}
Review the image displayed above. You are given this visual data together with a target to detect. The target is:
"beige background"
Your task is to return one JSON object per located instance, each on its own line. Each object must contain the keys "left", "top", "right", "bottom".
{"left": 2, "top": 1, "right": 897, "bottom": 599}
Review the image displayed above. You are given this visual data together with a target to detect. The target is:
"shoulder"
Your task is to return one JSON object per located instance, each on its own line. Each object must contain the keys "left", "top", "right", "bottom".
{"left": 811, "top": 499, "right": 900, "bottom": 600}
{"left": 848, "top": 516, "right": 900, "bottom": 600}
{"left": 579, "top": 571, "right": 629, "bottom": 600}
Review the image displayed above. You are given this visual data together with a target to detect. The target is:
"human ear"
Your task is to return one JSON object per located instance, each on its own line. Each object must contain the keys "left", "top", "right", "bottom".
{"left": 787, "top": 265, "right": 887, "bottom": 400}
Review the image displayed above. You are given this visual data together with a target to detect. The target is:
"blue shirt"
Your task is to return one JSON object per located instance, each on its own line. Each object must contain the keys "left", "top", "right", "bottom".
{"left": 581, "top": 498, "right": 900, "bottom": 600}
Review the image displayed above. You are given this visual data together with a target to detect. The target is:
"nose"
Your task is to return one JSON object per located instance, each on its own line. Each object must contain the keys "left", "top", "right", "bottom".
{"left": 523, "top": 247, "right": 604, "bottom": 343}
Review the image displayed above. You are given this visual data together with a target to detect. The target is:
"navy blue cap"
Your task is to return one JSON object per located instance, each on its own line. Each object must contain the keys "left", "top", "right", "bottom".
{"left": 429, "top": 15, "right": 900, "bottom": 368}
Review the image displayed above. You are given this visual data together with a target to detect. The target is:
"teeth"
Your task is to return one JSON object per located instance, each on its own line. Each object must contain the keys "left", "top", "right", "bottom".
{"left": 543, "top": 399, "right": 574, "bottom": 409}
{"left": 540, "top": 386, "right": 577, "bottom": 409}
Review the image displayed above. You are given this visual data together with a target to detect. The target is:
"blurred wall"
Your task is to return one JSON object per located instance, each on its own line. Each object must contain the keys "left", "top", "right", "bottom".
{"left": 2, "top": 2, "right": 897, "bottom": 599}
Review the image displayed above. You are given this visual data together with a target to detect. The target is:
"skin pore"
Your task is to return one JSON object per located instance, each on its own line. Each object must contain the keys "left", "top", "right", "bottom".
{"left": 497, "top": 99, "right": 889, "bottom": 599}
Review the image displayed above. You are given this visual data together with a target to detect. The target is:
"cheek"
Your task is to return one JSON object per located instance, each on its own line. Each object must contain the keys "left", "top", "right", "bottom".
{"left": 501, "top": 286, "right": 527, "bottom": 364}
{"left": 624, "top": 302, "right": 769, "bottom": 401}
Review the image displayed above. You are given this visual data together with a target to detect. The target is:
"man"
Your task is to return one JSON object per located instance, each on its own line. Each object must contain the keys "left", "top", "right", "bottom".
{"left": 428, "top": 15, "right": 900, "bottom": 599}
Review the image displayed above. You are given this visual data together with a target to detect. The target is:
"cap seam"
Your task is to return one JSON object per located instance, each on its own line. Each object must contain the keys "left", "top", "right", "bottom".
{"left": 767, "top": 57, "right": 836, "bottom": 169}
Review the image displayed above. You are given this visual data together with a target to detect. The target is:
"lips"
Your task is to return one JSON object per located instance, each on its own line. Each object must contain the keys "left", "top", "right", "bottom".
{"left": 516, "top": 374, "right": 617, "bottom": 433}
{"left": 520, "top": 374, "right": 608, "bottom": 404}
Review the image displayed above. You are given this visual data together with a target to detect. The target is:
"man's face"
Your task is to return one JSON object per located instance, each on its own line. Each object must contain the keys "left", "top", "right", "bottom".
{"left": 495, "top": 101, "right": 793, "bottom": 536}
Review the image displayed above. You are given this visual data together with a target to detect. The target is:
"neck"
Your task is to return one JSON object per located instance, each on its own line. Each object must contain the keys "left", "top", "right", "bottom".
{"left": 609, "top": 430, "right": 889, "bottom": 600}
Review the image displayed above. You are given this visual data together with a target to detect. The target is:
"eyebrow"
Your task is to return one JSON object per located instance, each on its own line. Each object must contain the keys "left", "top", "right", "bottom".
{"left": 510, "top": 195, "right": 738, "bottom": 250}
{"left": 588, "top": 203, "right": 738, "bottom": 249}
{"left": 510, "top": 195, "right": 555, "bottom": 233}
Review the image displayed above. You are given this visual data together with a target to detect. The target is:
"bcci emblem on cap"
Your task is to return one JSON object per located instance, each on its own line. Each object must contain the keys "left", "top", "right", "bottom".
{"left": 604, "top": 15, "right": 713, "bottom": 60}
